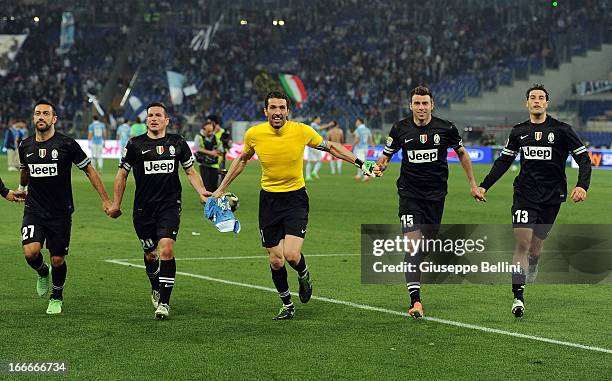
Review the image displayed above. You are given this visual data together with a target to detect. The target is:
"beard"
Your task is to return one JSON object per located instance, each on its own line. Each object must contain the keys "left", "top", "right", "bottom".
{"left": 36, "top": 120, "right": 52, "bottom": 132}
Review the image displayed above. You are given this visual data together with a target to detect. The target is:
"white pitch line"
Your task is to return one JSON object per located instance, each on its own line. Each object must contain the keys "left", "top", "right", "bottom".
{"left": 112, "top": 253, "right": 361, "bottom": 262}
{"left": 105, "top": 259, "right": 612, "bottom": 354}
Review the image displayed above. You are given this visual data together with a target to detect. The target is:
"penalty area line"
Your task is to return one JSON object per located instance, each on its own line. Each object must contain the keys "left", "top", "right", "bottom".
{"left": 105, "top": 259, "right": 612, "bottom": 354}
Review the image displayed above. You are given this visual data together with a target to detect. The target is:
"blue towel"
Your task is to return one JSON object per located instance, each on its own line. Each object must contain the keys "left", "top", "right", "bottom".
{"left": 204, "top": 196, "right": 241, "bottom": 234}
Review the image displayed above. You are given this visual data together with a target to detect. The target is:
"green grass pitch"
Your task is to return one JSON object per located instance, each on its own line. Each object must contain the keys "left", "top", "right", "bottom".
{"left": 1, "top": 156, "right": 610, "bottom": 379}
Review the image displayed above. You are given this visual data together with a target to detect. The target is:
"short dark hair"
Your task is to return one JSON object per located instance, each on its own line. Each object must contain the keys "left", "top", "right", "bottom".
{"left": 146, "top": 102, "right": 168, "bottom": 116}
{"left": 207, "top": 114, "right": 221, "bottom": 125}
{"left": 265, "top": 91, "right": 291, "bottom": 109}
{"left": 410, "top": 85, "right": 433, "bottom": 102}
{"left": 34, "top": 99, "right": 57, "bottom": 115}
{"left": 526, "top": 84, "right": 549, "bottom": 101}
{"left": 356, "top": 117, "right": 364, "bottom": 124}
{"left": 92, "top": 115, "right": 99, "bottom": 121}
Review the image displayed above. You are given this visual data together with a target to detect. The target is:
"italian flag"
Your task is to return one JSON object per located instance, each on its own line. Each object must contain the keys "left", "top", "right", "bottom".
{"left": 279, "top": 74, "right": 307, "bottom": 106}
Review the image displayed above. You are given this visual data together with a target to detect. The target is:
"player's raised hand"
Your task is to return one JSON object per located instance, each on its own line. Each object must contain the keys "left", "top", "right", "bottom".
{"left": 570, "top": 186, "right": 587, "bottom": 202}
{"left": 473, "top": 186, "right": 487, "bottom": 202}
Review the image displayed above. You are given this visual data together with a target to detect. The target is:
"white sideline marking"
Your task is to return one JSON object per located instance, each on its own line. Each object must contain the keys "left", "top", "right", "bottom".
{"left": 112, "top": 253, "right": 361, "bottom": 262}
{"left": 105, "top": 259, "right": 612, "bottom": 354}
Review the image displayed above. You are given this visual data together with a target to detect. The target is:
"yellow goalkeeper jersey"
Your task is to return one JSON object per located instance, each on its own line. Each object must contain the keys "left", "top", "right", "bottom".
{"left": 243, "top": 120, "right": 323, "bottom": 192}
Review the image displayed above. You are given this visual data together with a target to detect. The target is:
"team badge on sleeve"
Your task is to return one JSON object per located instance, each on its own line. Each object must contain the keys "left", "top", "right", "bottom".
{"left": 386, "top": 137, "right": 393, "bottom": 146}
{"left": 156, "top": 146, "right": 165, "bottom": 155}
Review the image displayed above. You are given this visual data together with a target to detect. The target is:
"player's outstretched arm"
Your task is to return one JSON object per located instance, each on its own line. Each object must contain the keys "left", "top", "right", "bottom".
{"left": 184, "top": 166, "right": 212, "bottom": 203}
{"left": 325, "top": 141, "right": 380, "bottom": 176}
{"left": 108, "top": 168, "right": 129, "bottom": 218}
{"left": 455, "top": 147, "right": 485, "bottom": 202}
{"left": 212, "top": 150, "right": 253, "bottom": 198}
{"left": 83, "top": 164, "right": 113, "bottom": 214}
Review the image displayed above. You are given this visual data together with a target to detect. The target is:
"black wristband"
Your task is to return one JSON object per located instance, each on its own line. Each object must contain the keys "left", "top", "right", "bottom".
{"left": 354, "top": 158, "right": 363, "bottom": 168}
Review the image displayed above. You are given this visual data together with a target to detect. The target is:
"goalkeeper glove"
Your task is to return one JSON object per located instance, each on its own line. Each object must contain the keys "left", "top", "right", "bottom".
{"left": 354, "top": 158, "right": 376, "bottom": 177}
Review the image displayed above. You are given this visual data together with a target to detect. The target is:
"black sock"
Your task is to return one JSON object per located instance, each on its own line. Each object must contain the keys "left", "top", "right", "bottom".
{"left": 26, "top": 253, "right": 49, "bottom": 277}
{"left": 144, "top": 254, "right": 160, "bottom": 290}
{"left": 512, "top": 270, "right": 526, "bottom": 302}
{"left": 528, "top": 255, "right": 539, "bottom": 266}
{"left": 158, "top": 258, "right": 176, "bottom": 305}
{"left": 270, "top": 265, "right": 292, "bottom": 306}
{"left": 289, "top": 253, "right": 309, "bottom": 279}
{"left": 405, "top": 251, "right": 424, "bottom": 306}
{"left": 51, "top": 262, "right": 67, "bottom": 300}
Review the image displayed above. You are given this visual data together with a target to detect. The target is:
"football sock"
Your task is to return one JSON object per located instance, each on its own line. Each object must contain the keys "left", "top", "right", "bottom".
{"left": 528, "top": 255, "right": 539, "bottom": 266}
{"left": 51, "top": 262, "right": 67, "bottom": 300}
{"left": 405, "top": 251, "right": 424, "bottom": 306}
{"left": 271, "top": 265, "right": 292, "bottom": 306}
{"left": 26, "top": 253, "right": 49, "bottom": 277}
{"left": 512, "top": 269, "right": 526, "bottom": 302}
{"left": 159, "top": 258, "right": 176, "bottom": 305}
{"left": 330, "top": 161, "right": 336, "bottom": 175}
{"left": 144, "top": 254, "right": 160, "bottom": 290}
{"left": 313, "top": 161, "right": 322, "bottom": 175}
{"left": 289, "top": 253, "right": 309, "bottom": 279}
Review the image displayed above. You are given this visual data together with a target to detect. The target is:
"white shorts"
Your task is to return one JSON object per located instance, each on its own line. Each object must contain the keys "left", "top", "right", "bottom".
{"left": 354, "top": 147, "right": 368, "bottom": 162}
{"left": 307, "top": 147, "right": 322, "bottom": 161}
{"left": 91, "top": 143, "right": 104, "bottom": 158}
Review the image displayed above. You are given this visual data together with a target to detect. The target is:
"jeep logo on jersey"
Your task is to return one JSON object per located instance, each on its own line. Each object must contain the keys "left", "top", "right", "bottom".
{"left": 28, "top": 163, "right": 58, "bottom": 177}
{"left": 433, "top": 134, "right": 440, "bottom": 145}
{"left": 419, "top": 134, "right": 427, "bottom": 144}
{"left": 144, "top": 160, "right": 175, "bottom": 174}
{"left": 535, "top": 131, "right": 542, "bottom": 141}
{"left": 522, "top": 146, "right": 552, "bottom": 160}
{"left": 548, "top": 132, "right": 555, "bottom": 143}
{"left": 407, "top": 149, "right": 438, "bottom": 163}
{"left": 169, "top": 145, "right": 175, "bottom": 155}
{"left": 51, "top": 149, "right": 58, "bottom": 159}
{"left": 39, "top": 149, "right": 46, "bottom": 158}
{"left": 156, "top": 146, "right": 165, "bottom": 155}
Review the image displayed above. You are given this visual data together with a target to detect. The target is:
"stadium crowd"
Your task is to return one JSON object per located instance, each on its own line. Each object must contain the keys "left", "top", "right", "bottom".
{"left": 0, "top": 0, "right": 609, "bottom": 138}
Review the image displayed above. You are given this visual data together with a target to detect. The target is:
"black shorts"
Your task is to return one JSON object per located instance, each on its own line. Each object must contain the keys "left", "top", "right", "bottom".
{"left": 21, "top": 213, "right": 72, "bottom": 256}
{"left": 259, "top": 187, "right": 309, "bottom": 248}
{"left": 398, "top": 197, "right": 445, "bottom": 237}
{"left": 133, "top": 202, "right": 181, "bottom": 252}
{"left": 511, "top": 195, "right": 560, "bottom": 239}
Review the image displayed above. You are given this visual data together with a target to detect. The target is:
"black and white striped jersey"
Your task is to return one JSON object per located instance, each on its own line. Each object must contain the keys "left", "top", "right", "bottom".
{"left": 18, "top": 132, "right": 91, "bottom": 217}
{"left": 119, "top": 133, "right": 194, "bottom": 210}
{"left": 480, "top": 115, "right": 591, "bottom": 204}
